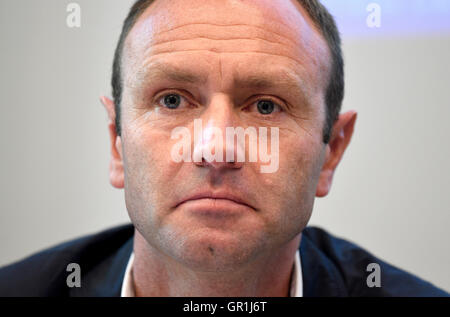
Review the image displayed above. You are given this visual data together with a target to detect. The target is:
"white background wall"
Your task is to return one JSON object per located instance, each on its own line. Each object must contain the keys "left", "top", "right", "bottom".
{"left": 0, "top": 0, "right": 449, "bottom": 292}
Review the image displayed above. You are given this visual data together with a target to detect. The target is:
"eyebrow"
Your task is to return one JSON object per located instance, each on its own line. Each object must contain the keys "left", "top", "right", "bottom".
{"left": 135, "top": 62, "right": 308, "bottom": 100}
{"left": 234, "top": 72, "right": 305, "bottom": 92}
{"left": 136, "top": 62, "right": 208, "bottom": 86}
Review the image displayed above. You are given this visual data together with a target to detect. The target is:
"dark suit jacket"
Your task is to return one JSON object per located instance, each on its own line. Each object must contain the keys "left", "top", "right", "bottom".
{"left": 0, "top": 224, "right": 448, "bottom": 297}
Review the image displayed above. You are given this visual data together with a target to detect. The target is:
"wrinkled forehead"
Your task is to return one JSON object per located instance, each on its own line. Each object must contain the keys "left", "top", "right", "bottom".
{"left": 123, "top": 0, "right": 331, "bottom": 89}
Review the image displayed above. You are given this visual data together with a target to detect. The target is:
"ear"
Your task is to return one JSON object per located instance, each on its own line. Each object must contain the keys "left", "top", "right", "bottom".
{"left": 316, "top": 110, "right": 357, "bottom": 197}
{"left": 100, "top": 96, "right": 124, "bottom": 189}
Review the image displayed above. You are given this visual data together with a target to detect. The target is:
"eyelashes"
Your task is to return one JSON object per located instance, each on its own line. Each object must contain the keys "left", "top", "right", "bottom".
{"left": 155, "top": 90, "right": 284, "bottom": 116}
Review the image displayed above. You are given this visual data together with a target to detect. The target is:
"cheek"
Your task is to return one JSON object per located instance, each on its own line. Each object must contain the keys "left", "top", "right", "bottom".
{"left": 269, "top": 131, "right": 325, "bottom": 223}
{"left": 121, "top": 126, "right": 179, "bottom": 222}
{"left": 284, "top": 132, "right": 324, "bottom": 192}
{"left": 122, "top": 122, "right": 177, "bottom": 180}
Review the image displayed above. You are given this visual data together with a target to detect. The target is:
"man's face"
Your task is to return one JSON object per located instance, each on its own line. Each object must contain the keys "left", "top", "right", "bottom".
{"left": 117, "top": 0, "right": 331, "bottom": 270}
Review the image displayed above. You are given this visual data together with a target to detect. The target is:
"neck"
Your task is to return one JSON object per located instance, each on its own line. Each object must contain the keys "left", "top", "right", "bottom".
{"left": 131, "top": 230, "right": 301, "bottom": 297}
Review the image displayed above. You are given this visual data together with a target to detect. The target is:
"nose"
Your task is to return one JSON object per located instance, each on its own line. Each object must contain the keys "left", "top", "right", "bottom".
{"left": 193, "top": 157, "right": 243, "bottom": 169}
{"left": 192, "top": 94, "right": 244, "bottom": 170}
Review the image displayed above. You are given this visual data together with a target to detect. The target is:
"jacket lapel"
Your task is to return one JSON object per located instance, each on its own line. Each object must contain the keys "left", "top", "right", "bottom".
{"left": 299, "top": 232, "right": 348, "bottom": 297}
{"left": 69, "top": 236, "right": 133, "bottom": 297}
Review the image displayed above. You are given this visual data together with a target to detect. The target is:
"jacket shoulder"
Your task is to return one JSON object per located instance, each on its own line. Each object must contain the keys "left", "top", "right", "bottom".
{"left": 302, "top": 226, "right": 449, "bottom": 297}
{"left": 0, "top": 223, "right": 134, "bottom": 296}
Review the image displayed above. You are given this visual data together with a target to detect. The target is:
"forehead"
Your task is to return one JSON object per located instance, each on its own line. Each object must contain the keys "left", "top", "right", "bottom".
{"left": 123, "top": 0, "right": 331, "bottom": 93}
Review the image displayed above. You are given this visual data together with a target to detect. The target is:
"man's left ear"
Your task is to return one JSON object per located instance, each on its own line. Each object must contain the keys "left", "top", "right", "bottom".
{"left": 316, "top": 110, "right": 357, "bottom": 197}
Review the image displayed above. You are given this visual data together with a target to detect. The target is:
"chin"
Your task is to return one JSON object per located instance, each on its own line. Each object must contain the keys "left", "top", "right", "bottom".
{"left": 164, "top": 228, "right": 266, "bottom": 273}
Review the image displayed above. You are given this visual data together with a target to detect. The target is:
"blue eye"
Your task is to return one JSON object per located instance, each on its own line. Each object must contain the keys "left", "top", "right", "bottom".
{"left": 163, "top": 94, "right": 182, "bottom": 109}
{"left": 257, "top": 100, "right": 275, "bottom": 114}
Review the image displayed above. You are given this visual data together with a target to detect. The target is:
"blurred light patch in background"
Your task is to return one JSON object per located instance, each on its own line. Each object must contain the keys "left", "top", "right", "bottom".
{"left": 321, "top": 0, "right": 450, "bottom": 38}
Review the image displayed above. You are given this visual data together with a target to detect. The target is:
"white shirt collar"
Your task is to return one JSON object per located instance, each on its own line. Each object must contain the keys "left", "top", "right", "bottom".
{"left": 121, "top": 250, "right": 303, "bottom": 297}
{"left": 121, "top": 252, "right": 135, "bottom": 297}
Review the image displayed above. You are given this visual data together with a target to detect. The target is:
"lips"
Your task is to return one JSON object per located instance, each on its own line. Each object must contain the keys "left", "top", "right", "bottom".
{"left": 175, "top": 190, "right": 256, "bottom": 211}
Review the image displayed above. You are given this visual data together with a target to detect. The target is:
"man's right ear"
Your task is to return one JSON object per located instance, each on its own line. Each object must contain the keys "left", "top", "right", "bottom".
{"left": 100, "top": 96, "right": 124, "bottom": 189}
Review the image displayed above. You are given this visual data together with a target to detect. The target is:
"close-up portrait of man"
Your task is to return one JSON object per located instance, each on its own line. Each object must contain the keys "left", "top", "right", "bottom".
{"left": 0, "top": 0, "right": 449, "bottom": 298}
